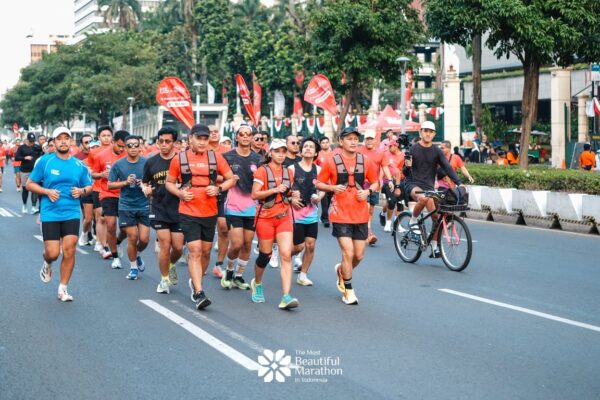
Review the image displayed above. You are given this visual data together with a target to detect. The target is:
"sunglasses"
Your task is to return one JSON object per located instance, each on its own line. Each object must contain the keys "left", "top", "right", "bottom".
{"left": 82, "top": 141, "right": 91, "bottom": 145}
{"left": 238, "top": 133, "right": 252, "bottom": 138}
{"left": 158, "top": 139, "right": 173, "bottom": 144}
{"left": 126, "top": 143, "right": 140, "bottom": 148}
{"left": 254, "top": 137, "right": 264, "bottom": 141}
{"left": 289, "top": 141, "right": 299, "bottom": 145}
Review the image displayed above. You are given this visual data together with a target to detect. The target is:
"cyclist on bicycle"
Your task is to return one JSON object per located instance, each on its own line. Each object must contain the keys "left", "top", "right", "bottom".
{"left": 403, "top": 121, "right": 463, "bottom": 258}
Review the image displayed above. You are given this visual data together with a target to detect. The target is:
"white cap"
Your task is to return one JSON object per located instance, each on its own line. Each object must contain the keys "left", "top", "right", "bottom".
{"left": 52, "top": 126, "right": 72, "bottom": 139}
{"left": 219, "top": 135, "right": 232, "bottom": 144}
{"left": 269, "top": 138, "right": 287, "bottom": 151}
{"left": 421, "top": 121, "right": 436, "bottom": 131}
{"left": 364, "top": 130, "right": 376, "bottom": 139}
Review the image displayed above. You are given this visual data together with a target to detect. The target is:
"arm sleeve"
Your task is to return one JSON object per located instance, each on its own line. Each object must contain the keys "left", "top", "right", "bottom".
{"left": 437, "top": 148, "right": 462, "bottom": 185}
{"left": 14, "top": 146, "right": 25, "bottom": 162}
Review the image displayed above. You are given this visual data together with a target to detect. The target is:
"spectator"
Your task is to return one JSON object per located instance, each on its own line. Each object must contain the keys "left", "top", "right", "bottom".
{"left": 453, "top": 146, "right": 464, "bottom": 162}
{"left": 579, "top": 144, "right": 596, "bottom": 171}
{"left": 507, "top": 143, "right": 519, "bottom": 165}
{"left": 496, "top": 151, "right": 509, "bottom": 166}
{"left": 378, "top": 129, "right": 395, "bottom": 152}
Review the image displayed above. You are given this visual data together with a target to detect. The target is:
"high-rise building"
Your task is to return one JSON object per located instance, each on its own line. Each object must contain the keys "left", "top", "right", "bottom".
{"left": 28, "top": 34, "right": 72, "bottom": 63}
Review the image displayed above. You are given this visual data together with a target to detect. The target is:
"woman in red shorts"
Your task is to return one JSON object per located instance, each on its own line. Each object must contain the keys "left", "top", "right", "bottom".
{"left": 250, "top": 138, "right": 300, "bottom": 310}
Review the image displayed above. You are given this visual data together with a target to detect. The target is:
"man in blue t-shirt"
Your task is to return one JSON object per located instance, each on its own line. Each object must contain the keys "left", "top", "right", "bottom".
{"left": 26, "top": 127, "right": 92, "bottom": 302}
{"left": 108, "top": 135, "right": 149, "bottom": 280}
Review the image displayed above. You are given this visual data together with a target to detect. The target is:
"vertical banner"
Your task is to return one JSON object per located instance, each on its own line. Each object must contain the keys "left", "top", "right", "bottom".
{"left": 252, "top": 72, "right": 262, "bottom": 124}
{"left": 293, "top": 94, "right": 303, "bottom": 118}
{"left": 274, "top": 90, "right": 285, "bottom": 117}
{"left": 235, "top": 74, "right": 257, "bottom": 125}
{"left": 406, "top": 68, "right": 413, "bottom": 107}
{"left": 156, "top": 77, "right": 195, "bottom": 128}
{"left": 304, "top": 74, "right": 338, "bottom": 116}
{"left": 207, "top": 81, "right": 215, "bottom": 104}
{"left": 222, "top": 79, "right": 228, "bottom": 105}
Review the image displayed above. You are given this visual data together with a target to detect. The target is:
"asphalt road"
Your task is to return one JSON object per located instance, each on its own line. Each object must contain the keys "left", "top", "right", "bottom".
{"left": 0, "top": 166, "right": 599, "bottom": 400}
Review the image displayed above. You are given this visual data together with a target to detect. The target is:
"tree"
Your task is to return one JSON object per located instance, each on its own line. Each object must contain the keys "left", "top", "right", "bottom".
{"left": 231, "top": 0, "right": 270, "bottom": 25}
{"left": 140, "top": 0, "right": 183, "bottom": 33}
{"left": 307, "top": 0, "right": 424, "bottom": 135}
{"left": 98, "top": 0, "right": 142, "bottom": 30}
{"left": 485, "top": 0, "right": 600, "bottom": 168}
{"left": 425, "top": 0, "right": 490, "bottom": 137}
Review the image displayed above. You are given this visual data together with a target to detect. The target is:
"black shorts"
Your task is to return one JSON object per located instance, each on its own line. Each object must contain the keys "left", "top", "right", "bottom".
{"left": 41, "top": 219, "right": 80, "bottom": 241}
{"left": 101, "top": 197, "right": 119, "bottom": 217}
{"left": 119, "top": 210, "right": 150, "bottom": 227}
{"left": 80, "top": 194, "right": 94, "bottom": 205}
{"left": 217, "top": 192, "right": 226, "bottom": 218}
{"left": 368, "top": 191, "right": 380, "bottom": 206}
{"left": 92, "top": 191, "right": 101, "bottom": 209}
{"left": 151, "top": 220, "right": 182, "bottom": 233}
{"left": 226, "top": 214, "right": 256, "bottom": 231}
{"left": 332, "top": 223, "right": 368, "bottom": 241}
{"left": 180, "top": 214, "right": 217, "bottom": 243}
{"left": 293, "top": 222, "right": 319, "bottom": 245}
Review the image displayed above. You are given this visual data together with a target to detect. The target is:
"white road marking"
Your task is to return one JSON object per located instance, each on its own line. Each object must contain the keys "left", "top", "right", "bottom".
{"left": 5, "top": 207, "right": 22, "bottom": 217}
{"left": 439, "top": 288, "right": 600, "bottom": 333}
{"left": 0, "top": 207, "right": 14, "bottom": 217}
{"left": 140, "top": 299, "right": 261, "bottom": 371}
{"left": 33, "top": 234, "right": 89, "bottom": 255}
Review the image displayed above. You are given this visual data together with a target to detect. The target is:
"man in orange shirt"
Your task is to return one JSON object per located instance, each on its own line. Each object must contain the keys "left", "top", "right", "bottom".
{"left": 92, "top": 130, "right": 128, "bottom": 266}
{"left": 317, "top": 126, "right": 379, "bottom": 305}
{"left": 0, "top": 144, "right": 5, "bottom": 192}
{"left": 438, "top": 140, "right": 474, "bottom": 188}
{"left": 358, "top": 130, "right": 383, "bottom": 243}
{"left": 579, "top": 144, "right": 596, "bottom": 171}
{"left": 166, "top": 124, "right": 237, "bottom": 310}
{"left": 10, "top": 139, "right": 22, "bottom": 191}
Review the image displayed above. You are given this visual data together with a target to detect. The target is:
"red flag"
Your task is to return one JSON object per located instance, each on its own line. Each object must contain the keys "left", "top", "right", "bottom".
{"left": 235, "top": 74, "right": 257, "bottom": 125}
{"left": 304, "top": 74, "right": 337, "bottom": 116}
{"left": 295, "top": 70, "right": 305, "bottom": 88}
{"left": 252, "top": 72, "right": 262, "bottom": 124}
{"left": 594, "top": 97, "right": 600, "bottom": 116}
{"left": 156, "top": 77, "right": 194, "bottom": 129}
{"left": 222, "top": 79, "right": 228, "bottom": 105}
{"left": 293, "top": 91, "right": 303, "bottom": 118}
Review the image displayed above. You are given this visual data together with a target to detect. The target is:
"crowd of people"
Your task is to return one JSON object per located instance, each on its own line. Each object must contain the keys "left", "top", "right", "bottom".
{"left": 4, "top": 121, "right": 467, "bottom": 310}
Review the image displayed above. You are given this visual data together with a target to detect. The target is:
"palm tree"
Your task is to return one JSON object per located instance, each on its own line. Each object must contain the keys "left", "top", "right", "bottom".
{"left": 98, "top": 0, "right": 142, "bottom": 31}
{"left": 232, "top": 0, "right": 270, "bottom": 25}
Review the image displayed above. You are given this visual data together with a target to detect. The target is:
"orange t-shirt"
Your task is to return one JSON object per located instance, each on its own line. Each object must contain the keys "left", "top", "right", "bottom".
{"left": 497, "top": 158, "right": 509, "bottom": 166}
{"left": 580, "top": 151, "right": 596, "bottom": 168}
{"left": 253, "top": 164, "right": 295, "bottom": 219}
{"left": 87, "top": 145, "right": 111, "bottom": 191}
{"left": 507, "top": 152, "right": 519, "bottom": 165}
{"left": 10, "top": 147, "right": 21, "bottom": 167}
{"left": 317, "top": 153, "right": 378, "bottom": 224}
{"left": 208, "top": 144, "right": 229, "bottom": 155}
{"left": 0, "top": 148, "right": 5, "bottom": 167}
{"left": 358, "top": 146, "right": 384, "bottom": 171}
{"left": 168, "top": 150, "right": 232, "bottom": 218}
{"left": 449, "top": 153, "right": 464, "bottom": 171}
{"left": 381, "top": 151, "right": 405, "bottom": 181}
{"left": 92, "top": 147, "right": 126, "bottom": 200}
{"left": 315, "top": 149, "right": 333, "bottom": 167}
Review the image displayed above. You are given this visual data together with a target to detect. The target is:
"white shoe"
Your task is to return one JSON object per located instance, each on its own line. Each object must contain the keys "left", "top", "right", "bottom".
{"left": 40, "top": 261, "right": 52, "bottom": 283}
{"left": 111, "top": 258, "right": 122, "bottom": 269}
{"left": 269, "top": 245, "right": 279, "bottom": 268}
{"left": 30, "top": 206, "right": 39, "bottom": 214}
{"left": 384, "top": 220, "right": 392, "bottom": 232}
{"left": 22, "top": 205, "right": 27, "bottom": 213}
{"left": 17, "top": 187, "right": 21, "bottom": 192}
{"left": 156, "top": 279, "right": 170, "bottom": 294}
{"left": 78, "top": 232, "right": 88, "bottom": 246}
{"left": 293, "top": 255, "right": 302, "bottom": 269}
{"left": 297, "top": 276, "right": 313, "bottom": 286}
{"left": 58, "top": 288, "right": 73, "bottom": 302}
{"left": 100, "top": 249, "right": 112, "bottom": 260}
{"left": 94, "top": 242, "right": 103, "bottom": 252}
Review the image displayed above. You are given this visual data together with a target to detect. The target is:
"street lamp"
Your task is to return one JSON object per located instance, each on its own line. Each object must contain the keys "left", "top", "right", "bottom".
{"left": 193, "top": 81, "right": 202, "bottom": 123}
{"left": 269, "top": 101, "right": 274, "bottom": 137}
{"left": 127, "top": 97, "right": 134, "bottom": 133}
{"left": 396, "top": 56, "right": 410, "bottom": 137}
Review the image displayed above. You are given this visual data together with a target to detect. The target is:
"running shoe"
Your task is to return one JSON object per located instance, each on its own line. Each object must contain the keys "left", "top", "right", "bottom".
{"left": 335, "top": 263, "right": 345, "bottom": 293}
{"left": 220, "top": 269, "right": 234, "bottom": 289}
{"left": 78, "top": 232, "right": 88, "bottom": 247}
{"left": 94, "top": 242, "right": 104, "bottom": 252}
{"left": 126, "top": 268, "right": 139, "bottom": 280}
{"left": 17, "top": 187, "right": 21, "bottom": 192}
{"left": 296, "top": 276, "right": 313, "bottom": 286}
{"left": 379, "top": 212, "right": 386, "bottom": 227}
{"left": 40, "top": 261, "right": 52, "bottom": 283}
{"left": 430, "top": 248, "right": 441, "bottom": 259}
{"left": 57, "top": 288, "right": 73, "bottom": 302}
{"left": 342, "top": 288, "right": 358, "bottom": 305}
{"left": 384, "top": 220, "right": 392, "bottom": 232}
{"left": 250, "top": 279, "right": 265, "bottom": 303}
{"left": 193, "top": 291, "right": 211, "bottom": 310}
{"left": 21, "top": 204, "right": 27, "bottom": 213}
{"left": 156, "top": 278, "right": 170, "bottom": 294}
{"left": 111, "top": 258, "right": 122, "bottom": 269}
{"left": 30, "top": 206, "right": 39, "bottom": 214}
{"left": 101, "top": 249, "right": 112, "bottom": 260}
{"left": 136, "top": 255, "right": 145, "bottom": 272}
{"left": 367, "top": 233, "right": 378, "bottom": 246}
{"left": 212, "top": 264, "right": 224, "bottom": 278}
{"left": 233, "top": 276, "right": 250, "bottom": 290}
{"left": 293, "top": 255, "right": 302, "bottom": 269}
{"left": 278, "top": 294, "right": 299, "bottom": 310}
{"left": 168, "top": 263, "right": 178, "bottom": 285}
{"left": 269, "top": 246, "right": 279, "bottom": 268}
{"left": 188, "top": 278, "right": 195, "bottom": 302}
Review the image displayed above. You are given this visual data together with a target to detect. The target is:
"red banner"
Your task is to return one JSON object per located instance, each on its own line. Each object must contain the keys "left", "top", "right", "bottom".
{"left": 252, "top": 72, "right": 262, "bottom": 124}
{"left": 304, "top": 74, "right": 338, "bottom": 116}
{"left": 293, "top": 91, "right": 303, "bottom": 118}
{"left": 235, "top": 74, "right": 257, "bottom": 125}
{"left": 156, "top": 77, "right": 194, "bottom": 129}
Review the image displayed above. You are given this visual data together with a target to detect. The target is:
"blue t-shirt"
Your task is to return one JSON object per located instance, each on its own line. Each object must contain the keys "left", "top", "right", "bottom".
{"left": 109, "top": 157, "right": 149, "bottom": 211}
{"left": 29, "top": 153, "right": 92, "bottom": 222}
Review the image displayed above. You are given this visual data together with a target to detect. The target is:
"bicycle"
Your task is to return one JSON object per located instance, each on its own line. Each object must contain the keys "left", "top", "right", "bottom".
{"left": 392, "top": 189, "right": 472, "bottom": 272}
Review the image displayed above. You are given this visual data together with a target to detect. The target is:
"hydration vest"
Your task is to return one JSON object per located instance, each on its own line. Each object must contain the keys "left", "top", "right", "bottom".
{"left": 179, "top": 150, "right": 217, "bottom": 187}
{"left": 261, "top": 165, "right": 291, "bottom": 209}
{"left": 333, "top": 153, "right": 365, "bottom": 191}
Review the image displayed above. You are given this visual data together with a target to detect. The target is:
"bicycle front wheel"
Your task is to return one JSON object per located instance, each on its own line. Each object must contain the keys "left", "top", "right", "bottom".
{"left": 393, "top": 211, "right": 422, "bottom": 263}
{"left": 438, "top": 215, "right": 472, "bottom": 272}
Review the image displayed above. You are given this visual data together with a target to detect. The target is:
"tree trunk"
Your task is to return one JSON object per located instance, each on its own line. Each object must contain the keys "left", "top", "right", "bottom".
{"left": 518, "top": 53, "right": 540, "bottom": 169}
{"left": 472, "top": 33, "right": 482, "bottom": 136}
{"left": 338, "top": 78, "right": 357, "bottom": 138}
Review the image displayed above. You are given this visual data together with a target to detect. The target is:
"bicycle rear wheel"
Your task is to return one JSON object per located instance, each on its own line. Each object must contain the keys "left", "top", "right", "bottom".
{"left": 438, "top": 215, "right": 472, "bottom": 272}
{"left": 393, "top": 211, "right": 422, "bottom": 263}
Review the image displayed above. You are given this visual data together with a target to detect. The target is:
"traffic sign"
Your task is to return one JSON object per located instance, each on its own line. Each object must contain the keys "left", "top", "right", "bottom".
{"left": 592, "top": 63, "right": 600, "bottom": 82}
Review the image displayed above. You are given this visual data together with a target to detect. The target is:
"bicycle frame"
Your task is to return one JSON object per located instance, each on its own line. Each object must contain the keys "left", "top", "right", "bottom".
{"left": 416, "top": 206, "right": 458, "bottom": 250}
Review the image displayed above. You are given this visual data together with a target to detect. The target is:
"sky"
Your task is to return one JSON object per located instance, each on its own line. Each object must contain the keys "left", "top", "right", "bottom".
{"left": 0, "top": 0, "right": 73, "bottom": 97}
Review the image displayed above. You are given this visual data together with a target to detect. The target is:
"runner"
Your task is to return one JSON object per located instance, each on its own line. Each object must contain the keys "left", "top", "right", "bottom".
{"left": 108, "top": 135, "right": 150, "bottom": 280}
{"left": 0, "top": 144, "right": 5, "bottom": 192}
{"left": 251, "top": 130, "right": 267, "bottom": 158}
{"left": 358, "top": 130, "right": 384, "bottom": 243}
{"left": 10, "top": 139, "right": 22, "bottom": 192}
{"left": 316, "top": 136, "right": 333, "bottom": 228}
{"left": 283, "top": 134, "right": 302, "bottom": 167}
{"left": 74, "top": 134, "right": 95, "bottom": 246}
{"left": 250, "top": 138, "right": 300, "bottom": 309}
{"left": 166, "top": 124, "right": 236, "bottom": 310}
{"left": 381, "top": 138, "right": 405, "bottom": 232}
{"left": 92, "top": 130, "right": 128, "bottom": 267}
{"left": 26, "top": 127, "right": 92, "bottom": 302}
{"left": 142, "top": 126, "right": 183, "bottom": 293}
{"left": 15, "top": 132, "right": 43, "bottom": 214}
{"left": 219, "top": 123, "right": 262, "bottom": 290}
{"left": 316, "top": 126, "right": 380, "bottom": 305}
{"left": 289, "top": 137, "right": 324, "bottom": 286}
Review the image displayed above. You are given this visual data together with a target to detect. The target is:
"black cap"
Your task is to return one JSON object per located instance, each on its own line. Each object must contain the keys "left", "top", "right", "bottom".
{"left": 339, "top": 126, "right": 359, "bottom": 138}
{"left": 301, "top": 136, "right": 321, "bottom": 153}
{"left": 27, "top": 133, "right": 36, "bottom": 142}
{"left": 190, "top": 124, "right": 210, "bottom": 137}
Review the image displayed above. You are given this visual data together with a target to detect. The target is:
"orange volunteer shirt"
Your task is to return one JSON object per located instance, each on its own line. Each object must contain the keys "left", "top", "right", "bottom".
{"left": 253, "top": 164, "right": 295, "bottom": 219}
{"left": 381, "top": 151, "right": 405, "bottom": 181}
{"left": 92, "top": 147, "right": 126, "bottom": 200}
{"left": 580, "top": 151, "right": 596, "bottom": 168}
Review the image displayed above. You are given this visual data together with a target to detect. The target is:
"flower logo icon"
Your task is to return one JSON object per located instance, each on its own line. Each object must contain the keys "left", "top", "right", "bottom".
{"left": 257, "top": 349, "right": 291, "bottom": 383}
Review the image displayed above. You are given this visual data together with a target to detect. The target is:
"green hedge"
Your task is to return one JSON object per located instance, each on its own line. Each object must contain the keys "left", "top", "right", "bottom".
{"left": 458, "top": 164, "right": 600, "bottom": 195}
